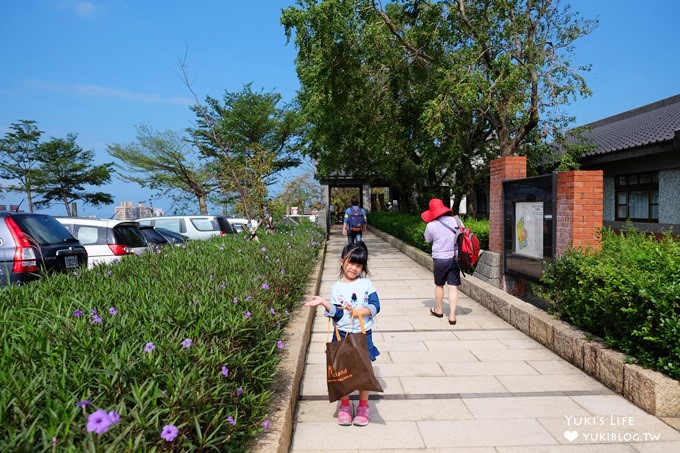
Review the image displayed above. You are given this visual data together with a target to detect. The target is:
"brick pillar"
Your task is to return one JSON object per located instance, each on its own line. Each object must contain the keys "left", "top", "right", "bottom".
{"left": 489, "top": 156, "right": 527, "bottom": 253}
{"left": 555, "top": 170, "right": 604, "bottom": 256}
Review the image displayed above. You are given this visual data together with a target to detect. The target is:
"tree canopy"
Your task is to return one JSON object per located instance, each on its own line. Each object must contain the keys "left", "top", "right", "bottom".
{"left": 189, "top": 84, "right": 305, "bottom": 222}
{"left": 282, "top": 0, "right": 596, "bottom": 212}
{"left": 108, "top": 124, "right": 217, "bottom": 215}
{"left": 1, "top": 121, "right": 113, "bottom": 215}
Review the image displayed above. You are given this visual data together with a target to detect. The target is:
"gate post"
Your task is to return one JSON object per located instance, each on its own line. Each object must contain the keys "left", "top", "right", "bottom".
{"left": 555, "top": 170, "right": 604, "bottom": 255}
{"left": 489, "top": 156, "right": 527, "bottom": 253}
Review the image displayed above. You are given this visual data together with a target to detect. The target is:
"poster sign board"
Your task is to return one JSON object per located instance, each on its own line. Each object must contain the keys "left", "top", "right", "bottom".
{"left": 514, "top": 202, "right": 543, "bottom": 259}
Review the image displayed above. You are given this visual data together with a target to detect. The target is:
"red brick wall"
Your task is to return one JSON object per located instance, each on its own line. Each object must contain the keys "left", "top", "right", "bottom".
{"left": 489, "top": 156, "right": 527, "bottom": 253}
{"left": 555, "top": 170, "right": 604, "bottom": 255}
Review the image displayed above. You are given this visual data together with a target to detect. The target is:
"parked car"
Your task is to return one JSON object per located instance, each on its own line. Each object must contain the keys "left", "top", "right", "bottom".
{"left": 137, "top": 215, "right": 234, "bottom": 240}
{"left": 227, "top": 218, "right": 251, "bottom": 234}
{"left": 155, "top": 227, "right": 189, "bottom": 245}
{"left": 139, "top": 225, "right": 170, "bottom": 248}
{"left": 0, "top": 211, "right": 88, "bottom": 285}
{"left": 56, "top": 217, "right": 148, "bottom": 268}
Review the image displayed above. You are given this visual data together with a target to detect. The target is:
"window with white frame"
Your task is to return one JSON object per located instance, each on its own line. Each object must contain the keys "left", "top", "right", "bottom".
{"left": 615, "top": 172, "right": 659, "bottom": 222}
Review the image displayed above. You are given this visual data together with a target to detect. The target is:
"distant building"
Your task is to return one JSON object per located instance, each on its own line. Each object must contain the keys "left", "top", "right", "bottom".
{"left": 114, "top": 201, "right": 164, "bottom": 221}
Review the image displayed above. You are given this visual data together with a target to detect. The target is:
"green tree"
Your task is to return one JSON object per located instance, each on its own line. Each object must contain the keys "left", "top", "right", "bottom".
{"left": 283, "top": 0, "right": 596, "bottom": 212}
{"left": 272, "top": 172, "right": 322, "bottom": 215}
{"left": 108, "top": 124, "right": 217, "bottom": 215}
{"left": 33, "top": 134, "right": 114, "bottom": 216}
{"left": 0, "top": 120, "right": 43, "bottom": 212}
{"left": 189, "top": 84, "right": 304, "bottom": 225}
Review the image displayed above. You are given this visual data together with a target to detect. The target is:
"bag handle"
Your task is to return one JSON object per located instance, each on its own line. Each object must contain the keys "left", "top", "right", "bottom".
{"left": 326, "top": 310, "right": 367, "bottom": 342}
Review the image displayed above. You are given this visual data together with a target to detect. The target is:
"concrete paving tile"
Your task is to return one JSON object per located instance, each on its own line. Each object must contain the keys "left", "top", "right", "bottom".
{"left": 453, "top": 329, "right": 527, "bottom": 340}
{"left": 497, "top": 445, "right": 637, "bottom": 452}
{"left": 499, "top": 338, "right": 545, "bottom": 349}
{"left": 463, "top": 395, "right": 591, "bottom": 419}
{"left": 379, "top": 330, "right": 458, "bottom": 342}
{"left": 290, "top": 421, "right": 425, "bottom": 451}
{"left": 497, "top": 374, "right": 610, "bottom": 393}
{"left": 425, "top": 339, "right": 509, "bottom": 351}
{"left": 374, "top": 362, "right": 445, "bottom": 378}
{"left": 440, "top": 360, "right": 539, "bottom": 377}
{"left": 390, "top": 350, "right": 480, "bottom": 364}
{"left": 472, "top": 348, "right": 562, "bottom": 362}
{"left": 371, "top": 399, "right": 474, "bottom": 422}
{"left": 418, "top": 419, "right": 558, "bottom": 448}
{"left": 528, "top": 360, "right": 585, "bottom": 375}
{"left": 632, "top": 441, "right": 680, "bottom": 452}
{"left": 372, "top": 339, "right": 431, "bottom": 352}
{"left": 400, "top": 376, "right": 508, "bottom": 395}
{"left": 570, "top": 394, "right": 657, "bottom": 416}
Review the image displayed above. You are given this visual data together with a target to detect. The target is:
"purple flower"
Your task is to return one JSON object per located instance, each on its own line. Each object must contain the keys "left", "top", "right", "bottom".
{"left": 75, "top": 400, "right": 91, "bottom": 408}
{"left": 277, "top": 340, "right": 284, "bottom": 350}
{"left": 90, "top": 314, "right": 102, "bottom": 324}
{"left": 109, "top": 307, "right": 118, "bottom": 315}
{"left": 263, "top": 419, "right": 270, "bottom": 431}
{"left": 245, "top": 296, "right": 251, "bottom": 302}
{"left": 261, "top": 283, "right": 269, "bottom": 290}
{"left": 72, "top": 310, "right": 83, "bottom": 317}
{"left": 181, "top": 338, "right": 192, "bottom": 349}
{"left": 221, "top": 366, "right": 229, "bottom": 377}
{"left": 280, "top": 268, "right": 285, "bottom": 275}
{"left": 244, "top": 311, "right": 251, "bottom": 319}
{"left": 260, "top": 247, "right": 266, "bottom": 252}
{"left": 270, "top": 308, "right": 276, "bottom": 315}
{"left": 232, "top": 297, "right": 238, "bottom": 303}
{"left": 161, "top": 424, "right": 179, "bottom": 442}
{"left": 144, "top": 342, "right": 155, "bottom": 353}
{"left": 108, "top": 411, "right": 121, "bottom": 424}
{"left": 227, "top": 415, "right": 236, "bottom": 425}
{"left": 236, "top": 387, "right": 243, "bottom": 397}
{"left": 87, "top": 409, "right": 112, "bottom": 434}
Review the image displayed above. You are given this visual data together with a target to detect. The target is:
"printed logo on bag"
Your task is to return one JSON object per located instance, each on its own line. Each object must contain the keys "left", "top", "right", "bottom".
{"left": 327, "top": 365, "right": 352, "bottom": 382}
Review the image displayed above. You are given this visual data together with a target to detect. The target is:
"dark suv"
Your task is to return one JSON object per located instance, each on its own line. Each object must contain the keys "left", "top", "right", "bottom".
{"left": 0, "top": 212, "right": 88, "bottom": 285}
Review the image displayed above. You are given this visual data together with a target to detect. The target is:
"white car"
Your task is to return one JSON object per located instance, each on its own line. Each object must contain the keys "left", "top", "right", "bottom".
{"left": 227, "top": 217, "right": 253, "bottom": 234}
{"left": 56, "top": 217, "right": 149, "bottom": 268}
{"left": 137, "top": 215, "right": 234, "bottom": 240}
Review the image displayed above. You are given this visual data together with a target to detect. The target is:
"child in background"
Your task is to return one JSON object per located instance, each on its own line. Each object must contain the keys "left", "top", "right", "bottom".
{"left": 305, "top": 241, "right": 381, "bottom": 426}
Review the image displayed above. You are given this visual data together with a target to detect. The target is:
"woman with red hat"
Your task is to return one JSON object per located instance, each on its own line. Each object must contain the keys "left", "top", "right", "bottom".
{"left": 421, "top": 198, "right": 464, "bottom": 325}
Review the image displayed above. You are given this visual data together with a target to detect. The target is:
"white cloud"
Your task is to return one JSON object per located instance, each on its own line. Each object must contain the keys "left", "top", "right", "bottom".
{"left": 25, "top": 80, "right": 193, "bottom": 106}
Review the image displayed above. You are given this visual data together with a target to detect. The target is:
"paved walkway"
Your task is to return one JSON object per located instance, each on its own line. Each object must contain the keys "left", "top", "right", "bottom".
{"left": 289, "top": 227, "right": 680, "bottom": 452}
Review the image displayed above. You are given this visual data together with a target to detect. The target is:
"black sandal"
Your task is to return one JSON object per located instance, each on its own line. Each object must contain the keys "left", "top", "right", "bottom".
{"left": 448, "top": 318, "right": 457, "bottom": 325}
{"left": 430, "top": 307, "right": 443, "bottom": 318}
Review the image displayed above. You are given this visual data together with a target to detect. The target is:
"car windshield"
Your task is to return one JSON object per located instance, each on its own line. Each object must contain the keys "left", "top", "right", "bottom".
{"left": 12, "top": 214, "right": 76, "bottom": 245}
{"left": 141, "top": 227, "right": 169, "bottom": 244}
{"left": 112, "top": 225, "right": 147, "bottom": 247}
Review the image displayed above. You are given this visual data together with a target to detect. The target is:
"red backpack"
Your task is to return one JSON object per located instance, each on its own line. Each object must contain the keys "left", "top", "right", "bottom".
{"left": 456, "top": 227, "right": 481, "bottom": 274}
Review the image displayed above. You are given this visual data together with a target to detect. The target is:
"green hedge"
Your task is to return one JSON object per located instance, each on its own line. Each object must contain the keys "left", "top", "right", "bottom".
{"left": 0, "top": 224, "right": 325, "bottom": 451}
{"left": 367, "top": 211, "right": 489, "bottom": 254}
{"left": 539, "top": 227, "right": 680, "bottom": 380}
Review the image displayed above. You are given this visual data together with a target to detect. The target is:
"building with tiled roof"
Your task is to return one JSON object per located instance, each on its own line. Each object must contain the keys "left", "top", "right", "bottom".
{"left": 569, "top": 94, "right": 680, "bottom": 233}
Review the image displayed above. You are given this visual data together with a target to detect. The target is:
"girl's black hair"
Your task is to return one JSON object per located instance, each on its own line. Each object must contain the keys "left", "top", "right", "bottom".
{"left": 340, "top": 241, "right": 369, "bottom": 277}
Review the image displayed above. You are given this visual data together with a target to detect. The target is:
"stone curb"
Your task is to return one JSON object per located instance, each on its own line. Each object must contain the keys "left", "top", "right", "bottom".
{"left": 368, "top": 227, "right": 680, "bottom": 424}
{"left": 250, "top": 241, "right": 327, "bottom": 453}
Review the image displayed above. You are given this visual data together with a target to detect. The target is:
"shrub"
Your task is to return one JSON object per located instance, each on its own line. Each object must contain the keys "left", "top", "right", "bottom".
{"left": 367, "top": 211, "right": 489, "bottom": 253}
{"left": 540, "top": 227, "right": 680, "bottom": 379}
{"left": 0, "top": 224, "right": 325, "bottom": 451}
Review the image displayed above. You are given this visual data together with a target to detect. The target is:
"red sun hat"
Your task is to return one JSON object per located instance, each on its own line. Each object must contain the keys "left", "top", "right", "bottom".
{"left": 421, "top": 198, "right": 452, "bottom": 223}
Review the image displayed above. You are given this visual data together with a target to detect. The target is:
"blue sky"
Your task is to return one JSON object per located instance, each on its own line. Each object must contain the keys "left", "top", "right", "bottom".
{"left": 1, "top": 0, "right": 678, "bottom": 217}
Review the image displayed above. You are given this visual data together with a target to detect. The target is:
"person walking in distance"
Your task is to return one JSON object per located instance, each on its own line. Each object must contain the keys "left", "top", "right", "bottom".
{"left": 304, "top": 241, "right": 381, "bottom": 426}
{"left": 342, "top": 196, "right": 367, "bottom": 244}
{"left": 421, "top": 198, "right": 464, "bottom": 325}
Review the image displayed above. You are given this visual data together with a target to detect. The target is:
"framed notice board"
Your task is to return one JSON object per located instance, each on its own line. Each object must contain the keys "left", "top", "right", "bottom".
{"left": 503, "top": 174, "right": 555, "bottom": 281}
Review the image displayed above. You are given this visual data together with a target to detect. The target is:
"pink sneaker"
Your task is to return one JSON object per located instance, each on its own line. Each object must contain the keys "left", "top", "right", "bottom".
{"left": 352, "top": 405, "right": 371, "bottom": 426}
{"left": 337, "top": 404, "right": 352, "bottom": 426}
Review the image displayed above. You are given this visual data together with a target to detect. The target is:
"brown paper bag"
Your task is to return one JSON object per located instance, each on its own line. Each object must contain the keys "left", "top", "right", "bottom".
{"left": 325, "top": 317, "right": 383, "bottom": 402}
